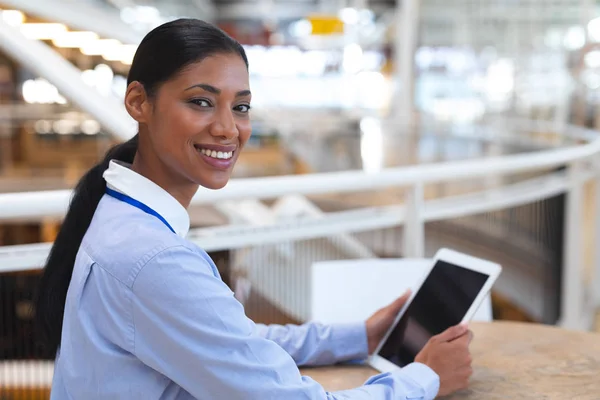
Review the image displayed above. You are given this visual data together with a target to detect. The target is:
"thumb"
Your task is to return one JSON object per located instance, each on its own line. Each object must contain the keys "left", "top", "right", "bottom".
{"left": 434, "top": 323, "right": 469, "bottom": 343}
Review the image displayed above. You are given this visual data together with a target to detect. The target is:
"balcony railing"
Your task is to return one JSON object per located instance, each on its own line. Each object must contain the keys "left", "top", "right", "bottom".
{"left": 0, "top": 118, "right": 598, "bottom": 330}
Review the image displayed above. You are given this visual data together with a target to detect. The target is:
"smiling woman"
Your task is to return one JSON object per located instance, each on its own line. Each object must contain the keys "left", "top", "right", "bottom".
{"left": 35, "top": 19, "right": 251, "bottom": 357}
{"left": 32, "top": 18, "right": 471, "bottom": 400}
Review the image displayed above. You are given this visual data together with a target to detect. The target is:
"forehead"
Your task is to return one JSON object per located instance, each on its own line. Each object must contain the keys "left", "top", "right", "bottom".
{"left": 171, "top": 53, "right": 249, "bottom": 91}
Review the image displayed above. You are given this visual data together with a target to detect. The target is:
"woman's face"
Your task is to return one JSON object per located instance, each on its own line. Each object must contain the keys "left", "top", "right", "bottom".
{"left": 128, "top": 53, "right": 251, "bottom": 194}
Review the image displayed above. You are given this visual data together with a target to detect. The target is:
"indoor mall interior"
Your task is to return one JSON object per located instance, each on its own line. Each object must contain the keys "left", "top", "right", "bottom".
{"left": 0, "top": 0, "right": 599, "bottom": 399}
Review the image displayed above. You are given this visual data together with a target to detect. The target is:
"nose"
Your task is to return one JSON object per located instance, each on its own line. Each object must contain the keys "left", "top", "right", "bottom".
{"left": 209, "top": 108, "right": 238, "bottom": 141}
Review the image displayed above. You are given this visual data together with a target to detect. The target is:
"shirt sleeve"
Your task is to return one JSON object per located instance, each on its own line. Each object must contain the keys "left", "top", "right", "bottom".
{"left": 255, "top": 322, "right": 369, "bottom": 366}
{"left": 130, "top": 245, "right": 440, "bottom": 400}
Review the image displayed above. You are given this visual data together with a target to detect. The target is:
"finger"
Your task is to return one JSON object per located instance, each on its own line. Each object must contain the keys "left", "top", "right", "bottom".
{"left": 449, "top": 347, "right": 472, "bottom": 369}
{"left": 458, "top": 366, "right": 473, "bottom": 388}
{"left": 450, "top": 330, "right": 472, "bottom": 347}
{"left": 433, "top": 323, "right": 468, "bottom": 343}
{"left": 458, "top": 365, "right": 474, "bottom": 380}
{"left": 387, "top": 290, "right": 412, "bottom": 312}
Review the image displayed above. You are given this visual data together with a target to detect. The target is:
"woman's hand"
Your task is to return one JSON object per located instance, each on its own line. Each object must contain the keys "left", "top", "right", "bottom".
{"left": 365, "top": 290, "right": 411, "bottom": 354}
{"left": 415, "top": 324, "right": 474, "bottom": 397}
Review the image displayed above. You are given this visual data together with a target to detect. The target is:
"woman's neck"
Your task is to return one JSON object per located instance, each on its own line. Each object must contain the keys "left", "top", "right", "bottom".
{"left": 131, "top": 153, "right": 198, "bottom": 209}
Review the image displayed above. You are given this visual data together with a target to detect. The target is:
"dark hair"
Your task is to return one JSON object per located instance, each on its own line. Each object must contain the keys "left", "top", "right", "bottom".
{"left": 35, "top": 19, "right": 248, "bottom": 354}
{"left": 128, "top": 19, "right": 248, "bottom": 96}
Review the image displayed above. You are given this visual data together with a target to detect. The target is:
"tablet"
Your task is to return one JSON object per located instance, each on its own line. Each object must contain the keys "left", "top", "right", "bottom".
{"left": 368, "top": 248, "right": 502, "bottom": 372}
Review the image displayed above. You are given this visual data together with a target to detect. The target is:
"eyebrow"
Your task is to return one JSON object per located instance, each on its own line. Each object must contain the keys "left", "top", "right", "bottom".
{"left": 185, "top": 83, "right": 251, "bottom": 97}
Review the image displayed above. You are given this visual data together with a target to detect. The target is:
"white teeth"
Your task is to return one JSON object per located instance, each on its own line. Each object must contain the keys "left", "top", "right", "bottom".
{"left": 199, "top": 148, "right": 233, "bottom": 160}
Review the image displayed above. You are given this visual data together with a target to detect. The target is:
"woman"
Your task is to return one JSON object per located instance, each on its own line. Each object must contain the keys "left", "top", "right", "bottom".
{"left": 36, "top": 19, "right": 473, "bottom": 399}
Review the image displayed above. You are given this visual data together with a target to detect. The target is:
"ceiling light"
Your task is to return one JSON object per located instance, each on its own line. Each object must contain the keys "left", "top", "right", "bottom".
{"left": 52, "top": 31, "right": 99, "bottom": 48}
{"left": 34, "top": 120, "right": 53, "bottom": 134}
{"left": 339, "top": 8, "right": 359, "bottom": 25}
{"left": 1, "top": 10, "right": 25, "bottom": 26}
{"left": 564, "top": 26, "right": 585, "bottom": 50}
{"left": 81, "top": 120, "right": 101, "bottom": 135}
{"left": 80, "top": 39, "right": 122, "bottom": 56}
{"left": 342, "top": 43, "right": 363, "bottom": 74}
{"left": 588, "top": 17, "right": 600, "bottom": 42}
{"left": 20, "top": 23, "right": 67, "bottom": 40}
{"left": 102, "top": 44, "right": 137, "bottom": 65}
{"left": 289, "top": 19, "right": 312, "bottom": 38}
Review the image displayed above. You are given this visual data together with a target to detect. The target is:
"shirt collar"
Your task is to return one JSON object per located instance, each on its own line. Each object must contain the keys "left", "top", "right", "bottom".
{"left": 103, "top": 160, "right": 190, "bottom": 237}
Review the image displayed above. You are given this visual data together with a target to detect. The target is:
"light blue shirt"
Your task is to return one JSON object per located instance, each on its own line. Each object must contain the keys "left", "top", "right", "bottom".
{"left": 51, "top": 160, "right": 439, "bottom": 399}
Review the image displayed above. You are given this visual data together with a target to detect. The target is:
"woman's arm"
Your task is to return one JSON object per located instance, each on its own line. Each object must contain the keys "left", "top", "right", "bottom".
{"left": 130, "top": 245, "right": 439, "bottom": 400}
{"left": 255, "top": 291, "right": 414, "bottom": 367}
{"left": 254, "top": 322, "right": 368, "bottom": 366}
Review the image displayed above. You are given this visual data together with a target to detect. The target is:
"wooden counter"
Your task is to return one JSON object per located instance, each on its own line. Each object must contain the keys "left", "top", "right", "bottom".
{"left": 301, "top": 321, "right": 600, "bottom": 399}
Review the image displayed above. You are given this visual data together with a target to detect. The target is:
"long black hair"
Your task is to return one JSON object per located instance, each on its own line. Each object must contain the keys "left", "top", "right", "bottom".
{"left": 35, "top": 19, "right": 248, "bottom": 355}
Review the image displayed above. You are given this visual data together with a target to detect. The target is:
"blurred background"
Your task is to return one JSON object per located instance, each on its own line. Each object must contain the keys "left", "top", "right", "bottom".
{"left": 1, "top": 0, "right": 600, "bottom": 397}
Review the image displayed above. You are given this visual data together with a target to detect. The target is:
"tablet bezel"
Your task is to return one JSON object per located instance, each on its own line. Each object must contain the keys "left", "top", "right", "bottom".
{"left": 367, "top": 248, "right": 502, "bottom": 373}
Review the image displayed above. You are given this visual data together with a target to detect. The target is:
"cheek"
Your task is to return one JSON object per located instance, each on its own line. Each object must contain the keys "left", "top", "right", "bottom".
{"left": 159, "top": 105, "right": 208, "bottom": 145}
{"left": 238, "top": 121, "right": 252, "bottom": 145}
{"left": 178, "top": 106, "right": 206, "bottom": 129}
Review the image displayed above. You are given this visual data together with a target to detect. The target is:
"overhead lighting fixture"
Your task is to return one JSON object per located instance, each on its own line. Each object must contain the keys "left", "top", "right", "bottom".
{"left": 588, "top": 17, "right": 600, "bottom": 42}
{"left": 20, "top": 23, "right": 67, "bottom": 40}
{"left": 22, "top": 78, "right": 65, "bottom": 104}
{"left": 34, "top": 120, "right": 53, "bottom": 134}
{"left": 585, "top": 50, "right": 600, "bottom": 68}
{"left": 119, "top": 48, "right": 136, "bottom": 65}
{"left": 81, "top": 120, "right": 101, "bottom": 135}
{"left": 1, "top": 10, "right": 25, "bottom": 26}
{"left": 289, "top": 19, "right": 312, "bottom": 38}
{"left": 80, "top": 39, "right": 122, "bottom": 56}
{"left": 102, "top": 44, "right": 137, "bottom": 65}
{"left": 52, "top": 31, "right": 99, "bottom": 48}
{"left": 339, "top": 8, "right": 359, "bottom": 25}
{"left": 564, "top": 26, "right": 585, "bottom": 50}
{"left": 53, "top": 120, "right": 74, "bottom": 135}
{"left": 342, "top": 43, "right": 363, "bottom": 74}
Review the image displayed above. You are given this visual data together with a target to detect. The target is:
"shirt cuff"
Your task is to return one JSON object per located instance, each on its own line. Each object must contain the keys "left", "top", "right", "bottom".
{"left": 330, "top": 322, "right": 369, "bottom": 362}
{"left": 399, "top": 362, "right": 440, "bottom": 400}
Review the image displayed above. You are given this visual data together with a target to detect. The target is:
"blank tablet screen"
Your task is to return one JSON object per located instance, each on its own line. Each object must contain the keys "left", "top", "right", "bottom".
{"left": 378, "top": 260, "right": 489, "bottom": 367}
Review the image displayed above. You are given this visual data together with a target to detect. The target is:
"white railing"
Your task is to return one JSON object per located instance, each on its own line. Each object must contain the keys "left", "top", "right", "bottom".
{"left": 1, "top": 140, "right": 597, "bottom": 220}
{"left": 0, "top": 119, "right": 599, "bottom": 331}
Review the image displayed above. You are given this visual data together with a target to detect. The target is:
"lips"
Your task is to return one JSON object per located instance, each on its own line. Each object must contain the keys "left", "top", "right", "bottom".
{"left": 193, "top": 144, "right": 237, "bottom": 170}
{"left": 198, "top": 147, "right": 233, "bottom": 160}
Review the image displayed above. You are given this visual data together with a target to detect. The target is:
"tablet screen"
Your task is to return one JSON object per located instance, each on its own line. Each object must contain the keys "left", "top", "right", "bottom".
{"left": 378, "top": 260, "right": 489, "bottom": 367}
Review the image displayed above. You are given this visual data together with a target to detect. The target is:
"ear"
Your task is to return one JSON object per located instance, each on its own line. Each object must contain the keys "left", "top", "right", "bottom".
{"left": 124, "top": 81, "right": 151, "bottom": 123}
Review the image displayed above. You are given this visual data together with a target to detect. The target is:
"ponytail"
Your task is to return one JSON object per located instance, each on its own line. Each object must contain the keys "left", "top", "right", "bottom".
{"left": 35, "top": 134, "right": 139, "bottom": 355}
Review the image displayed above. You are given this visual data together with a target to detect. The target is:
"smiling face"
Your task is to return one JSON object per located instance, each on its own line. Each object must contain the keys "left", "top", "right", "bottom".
{"left": 125, "top": 52, "right": 251, "bottom": 205}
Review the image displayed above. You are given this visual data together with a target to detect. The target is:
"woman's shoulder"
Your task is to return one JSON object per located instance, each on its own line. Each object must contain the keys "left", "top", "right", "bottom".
{"left": 82, "top": 205, "right": 204, "bottom": 288}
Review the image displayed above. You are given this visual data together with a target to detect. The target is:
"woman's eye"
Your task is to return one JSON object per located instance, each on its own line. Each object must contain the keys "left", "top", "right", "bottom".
{"left": 191, "top": 99, "right": 211, "bottom": 107}
{"left": 235, "top": 104, "right": 251, "bottom": 113}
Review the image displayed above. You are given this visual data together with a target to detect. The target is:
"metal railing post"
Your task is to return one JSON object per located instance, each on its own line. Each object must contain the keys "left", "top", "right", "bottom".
{"left": 402, "top": 183, "right": 425, "bottom": 258}
{"left": 560, "top": 161, "right": 585, "bottom": 330}
{"left": 593, "top": 160, "right": 600, "bottom": 313}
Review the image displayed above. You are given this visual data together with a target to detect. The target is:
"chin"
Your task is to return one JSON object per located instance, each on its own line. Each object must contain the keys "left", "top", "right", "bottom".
{"left": 197, "top": 177, "right": 230, "bottom": 190}
{"left": 204, "top": 182, "right": 228, "bottom": 190}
